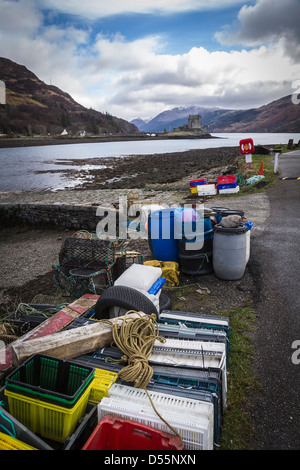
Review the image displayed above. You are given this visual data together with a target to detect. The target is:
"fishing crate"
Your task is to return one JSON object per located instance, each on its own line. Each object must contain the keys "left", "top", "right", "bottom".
{"left": 217, "top": 175, "right": 236, "bottom": 185}
{"left": 197, "top": 184, "right": 217, "bottom": 196}
{"left": 157, "top": 323, "right": 229, "bottom": 363}
{"left": 63, "top": 402, "right": 98, "bottom": 450}
{"left": 88, "top": 368, "right": 118, "bottom": 404}
{"left": 82, "top": 414, "right": 183, "bottom": 450}
{"left": 218, "top": 185, "right": 240, "bottom": 194}
{"left": 189, "top": 178, "right": 207, "bottom": 187}
{"left": 159, "top": 310, "right": 230, "bottom": 340}
{"left": 0, "top": 431, "right": 37, "bottom": 450}
{"left": 217, "top": 182, "right": 238, "bottom": 190}
{"left": 99, "top": 384, "right": 214, "bottom": 450}
{"left": 0, "top": 399, "right": 53, "bottom": 450}
{"left": 5, "top": 354, "right": 95, "bottom": 407}
{"left": 4, "top": 386, "right": 92, "bottom": 443}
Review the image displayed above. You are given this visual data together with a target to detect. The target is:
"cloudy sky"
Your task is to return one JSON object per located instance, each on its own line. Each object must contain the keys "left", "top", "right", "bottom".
{"left": 0, "top": 0, "right": 299, "bottom": 121}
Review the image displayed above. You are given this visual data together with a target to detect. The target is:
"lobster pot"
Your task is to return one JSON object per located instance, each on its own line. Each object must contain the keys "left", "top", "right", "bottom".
{"left": 213, "top": 224, "right": 248, "bottom": 280}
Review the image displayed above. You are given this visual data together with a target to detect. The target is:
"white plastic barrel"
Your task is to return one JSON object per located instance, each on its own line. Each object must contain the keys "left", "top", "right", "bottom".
{"left": 213, "top": 224, "right": 248, "bottom": 280}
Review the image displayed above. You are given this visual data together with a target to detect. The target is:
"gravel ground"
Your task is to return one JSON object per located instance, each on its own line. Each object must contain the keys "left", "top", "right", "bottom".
{"left": 0, "top": 190, "right": 270, "bottom": 318}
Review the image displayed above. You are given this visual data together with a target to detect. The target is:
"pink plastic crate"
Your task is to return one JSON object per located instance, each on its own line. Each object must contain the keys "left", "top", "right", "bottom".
{"left": 82, "top": 415, "right": 183, "bottom": 450}
{"left": 217, "top": 175, "right": 236, "bottom": 185}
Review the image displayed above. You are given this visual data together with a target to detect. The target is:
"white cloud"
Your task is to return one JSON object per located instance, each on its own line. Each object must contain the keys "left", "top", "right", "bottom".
{"left": 216, "top": 0, "right": 300, "bottom": 61}
{"left": 99, "top": 42, "right": 300, "bottom": 119}
{"left": 36, "top": 0, "right": 246, "bottom": 19}
{"left": 0, "top": 0, "right": 299, "bottom": 121}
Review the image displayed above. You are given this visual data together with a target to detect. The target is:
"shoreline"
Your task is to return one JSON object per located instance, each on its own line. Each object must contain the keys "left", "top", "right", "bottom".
{"left": 0, "top": 133, "right": 216, "bottom": 149}
{"left": 0, "top": 146, "right": 242, "bottom": 194}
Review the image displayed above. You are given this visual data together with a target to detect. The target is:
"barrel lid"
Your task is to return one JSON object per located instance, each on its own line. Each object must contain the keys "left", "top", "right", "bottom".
{"left": 219, "top": 209, "right": 245, "bottom": 216}
{"left": 213, "top": 223, "right": 248, "bottom": 234}
{"left": 210, "top": 207, "right": 230, "bottom": 212}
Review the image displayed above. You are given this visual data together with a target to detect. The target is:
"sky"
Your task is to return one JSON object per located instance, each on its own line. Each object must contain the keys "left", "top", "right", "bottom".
{"left": 0, "top": 0, "right": 299, "bottom": 121}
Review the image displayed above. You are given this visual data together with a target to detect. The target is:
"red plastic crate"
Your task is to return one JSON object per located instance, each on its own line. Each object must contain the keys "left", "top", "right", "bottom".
{"left": 189, "top": 178, "right": 206, "bottom": 186}
{"left": 82, "top": 415, "right": 183, "bottom": 450}
{"left": 217, "top": 175, "right": 236, "bottom": 185}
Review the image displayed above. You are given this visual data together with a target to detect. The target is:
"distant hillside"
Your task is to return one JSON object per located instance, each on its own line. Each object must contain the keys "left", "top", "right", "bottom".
{"left": 133, "top": 96, "right": 300, "bottom": 133}
{"left": 0, "top": 57, "right": 138, "bottom": 136}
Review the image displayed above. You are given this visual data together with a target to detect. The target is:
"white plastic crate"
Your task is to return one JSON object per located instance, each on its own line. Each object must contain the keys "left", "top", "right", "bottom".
{"left": 159, "top": 311, "right": 229, "bottom": 329}
{"left": 157, "top": 323, "right": 229, "bottom": 357}
{"left": 108, "top": 383, "right": 213, "bottom": 419}
{"left": 218, "top": 185, "right": 240, "bottom": 194}
{"left": 157, "top": 323, "right": 228, "bottom": 341}
{"left": 151, "top": 338, "right": 226, "bottom": 369}
{"left": 197, "top": 184, "right": 217, "bottom": 196}
{"left": 98, "top": 384, "right": 214, "bottom": 450}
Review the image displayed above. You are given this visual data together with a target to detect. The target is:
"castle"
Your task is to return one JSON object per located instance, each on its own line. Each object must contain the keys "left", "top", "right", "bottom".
{"left": 173, "top": 114, "right": 209, "bottom": 135}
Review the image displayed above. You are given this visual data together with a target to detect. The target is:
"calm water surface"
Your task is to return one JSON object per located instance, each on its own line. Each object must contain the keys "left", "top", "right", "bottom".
{"left": 0, "top": 133, "right": 299, "bottom": 192}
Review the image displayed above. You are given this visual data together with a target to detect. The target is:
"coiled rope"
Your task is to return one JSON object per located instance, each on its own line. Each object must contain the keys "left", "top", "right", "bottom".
{"left": 107, "top": 311, "right": 181, "bottom": 439}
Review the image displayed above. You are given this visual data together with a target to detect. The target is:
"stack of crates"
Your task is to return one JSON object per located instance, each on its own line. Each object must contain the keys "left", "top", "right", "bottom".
{"left": 82, "top": 414, "right": 183, "bottom": 450}
{"left": 189, "top": 178, "right": 206, "bottom": 194}
{"left": 71, "top": 309, "right": 230, "bottom": 450}
{"left": 98, "top": 384, "right": 215, "bottom": 450}
{"left": 197, "top": 183, "right": 217, "bottom": 196}
{"left": 4, "top": 354, "right": 95, "bottom": 443}
{"left": 217, "top": 175, "right": 239, "bottom": 194}
{"left": 88, "top": 368, "right": 118, "bottom": 404}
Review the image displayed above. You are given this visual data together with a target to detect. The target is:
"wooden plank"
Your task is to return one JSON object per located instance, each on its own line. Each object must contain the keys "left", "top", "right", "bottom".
{"left": 0, "top": 294, "right": 99, "bottom": 379}
{"left": 11, "top": 312, "right": 143, "bottom": 366}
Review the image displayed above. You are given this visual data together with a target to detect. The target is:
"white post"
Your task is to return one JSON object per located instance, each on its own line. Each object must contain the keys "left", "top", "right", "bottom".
{"left": 274, "top": 152, "right": 279, "bottom": 173}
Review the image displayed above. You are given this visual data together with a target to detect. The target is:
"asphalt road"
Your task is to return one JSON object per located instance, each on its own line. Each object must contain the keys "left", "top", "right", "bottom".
{"left": 250, "top": 149, "right": 300, "bottom": 450}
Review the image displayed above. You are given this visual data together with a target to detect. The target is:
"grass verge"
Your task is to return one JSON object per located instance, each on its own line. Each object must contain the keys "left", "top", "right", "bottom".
{"left": 217, "top": 306, "right": 260, "bottom": 450}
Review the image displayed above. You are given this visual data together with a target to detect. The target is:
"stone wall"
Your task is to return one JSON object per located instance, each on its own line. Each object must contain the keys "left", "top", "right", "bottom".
{"left": 0, "top": 202, "right": 117, "bottom": 232}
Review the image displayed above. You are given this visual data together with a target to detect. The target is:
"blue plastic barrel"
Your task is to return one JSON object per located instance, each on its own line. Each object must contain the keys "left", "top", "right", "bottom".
{"left": 148, "top": 208, "right": 181, "bottom": 262}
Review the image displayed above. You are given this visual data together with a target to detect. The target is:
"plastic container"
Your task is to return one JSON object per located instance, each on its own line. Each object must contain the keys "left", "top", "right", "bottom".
{"left": 217, "top": 175, "right": 236, "bottom": 185}
{"left": 82, "top": 415, "right": 183, "bottom": 450}
{"left": 5, "top": 354, "right": 95, "bottom": 407}
{"left": 158, "top": 310, "right": 230, "bottom": 341}
{"left": 158, "top": 323, "right": 229, "bottom": 363}
{"left": 0, "top": 431, "right": 37, "bottom": 450}
{"left": 151, "top": 338, "right": 226, "bottom": 372}
{"left": 210, "top": 207, "right": 230, "bottom": 223}
{"left": 217, "top": 182, "right": 238, "bottom": 190}
{"left": 114, "top": 263, "right": 162, "bottom": 291}
{"left": 4, "top": 385, "right": 92, "bottom": 443}
{"left": 218, "top": 185, "right": 240, "bottom": 194}
{"left": 0, "top": 402, "right": 53, "bottom": 450}
{"left": 197, "top": 184, "right": 217, "bottom": 196}
{"left": 177, "top": 214, "right": 214, "bottom": 275}
{"left": 189, "top": 178, "right": 207, "bottom": 187}
{"left": 99, "top": 384, "right": 214, "bottom": 450}
{"left": 146, "top": 364, "right": 224, "bottom": 440}
{"left": 88, "top": 369, "right": 118, "bottom": 404}
{"left": 148, "top": 208, "right": 182, "bottom": 262}
{"left": 213, "top": 223, "right": 248, "bottom": 280}
{"left": 63, "top": 402, "right": 98, "bottom": 450}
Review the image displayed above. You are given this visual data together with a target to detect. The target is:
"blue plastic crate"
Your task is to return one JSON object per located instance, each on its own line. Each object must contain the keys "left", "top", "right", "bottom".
{"left": 217, "top": 182, "right": 238, "bottom": 190}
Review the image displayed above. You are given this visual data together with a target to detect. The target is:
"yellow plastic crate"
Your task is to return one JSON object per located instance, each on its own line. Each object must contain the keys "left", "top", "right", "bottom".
{"left": 89, "top": 369, "right": 118, "bottom": 404}
{"left": 0, "top": 432, "right": 37, "bottom": 450}
{"left": 4, "top": 382, "right": 92, "bottom": 443}
{"left": 190, "top": 186, "right": 198, "bottom": 194}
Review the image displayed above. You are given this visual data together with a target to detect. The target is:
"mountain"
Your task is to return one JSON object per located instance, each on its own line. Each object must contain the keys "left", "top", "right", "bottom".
{"left": 0, "top": 57, "right": 138, "bottom": 136}
{"left": 132, "top": 96, "right": 300, "bottom": 133}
